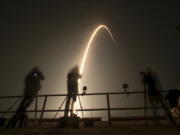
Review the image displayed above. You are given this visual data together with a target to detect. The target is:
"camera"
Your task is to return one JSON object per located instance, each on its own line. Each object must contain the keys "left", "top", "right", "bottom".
{"left": 33, "top": 73, "right": 38, "bottom": 77}
{"left": 139, "top": 71, "right": 145, "bottom": 76}
{"left": 82, "top": 86, "right": 87, "bottom": 95}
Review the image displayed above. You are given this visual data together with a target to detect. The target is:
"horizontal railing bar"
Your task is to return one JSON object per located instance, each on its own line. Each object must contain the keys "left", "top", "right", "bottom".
{"left": 0, "top": 96, "right": 22, "bottom": 99}
{"left": 0, "top": 90, "right": 168, "bottom": 99}
{"left": 0, "top": 107, "right": 165, "bottom": 113}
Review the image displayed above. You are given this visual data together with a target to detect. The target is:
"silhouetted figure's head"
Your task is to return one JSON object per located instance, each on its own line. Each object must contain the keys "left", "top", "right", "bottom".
{"left": 139, "top": 68, "right": 153, "bottom": 77}
{"left": 139, "top": 68, "right": 155, "bottom": 82}
{"left": 146, "top": 68, "right": 153, "bottom": 75}
{"left": 24, "top": 67, "right": 45, "bottom": 97}
{"left": 140, "top": 67, "right": 163, "bottom": 96}
{"left": 68, "top": 66, "right": 81, "bottom": 80}
{"left": 67, "top": 66, "right": 82, "bottom": 93}
{"left": 72, "top": 66, "right": 79, "bottom": 75}
{"left": 29, "top": 67, "right": 45, "bottom": 81}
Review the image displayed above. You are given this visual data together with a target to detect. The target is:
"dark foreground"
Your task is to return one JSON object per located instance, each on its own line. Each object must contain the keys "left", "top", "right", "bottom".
{"left": 1, "top": 120, "right": 180, "bottom": 135}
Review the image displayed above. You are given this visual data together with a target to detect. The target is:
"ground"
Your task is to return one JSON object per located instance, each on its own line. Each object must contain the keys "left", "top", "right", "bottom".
{"left": 1, "top": 120, "right": 180, "bottom": 135}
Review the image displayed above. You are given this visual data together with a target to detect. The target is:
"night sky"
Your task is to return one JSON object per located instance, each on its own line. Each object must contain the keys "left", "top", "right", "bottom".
{"left": 0, "top": 1, "right": 180, "bottom": 118}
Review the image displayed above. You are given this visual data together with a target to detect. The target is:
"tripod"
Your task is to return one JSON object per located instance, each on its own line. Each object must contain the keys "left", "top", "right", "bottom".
{"left": 51, "top": 93, "right": 84, "bottom": 123}
{"left": 0, "top": 97, "right": 21, "bottom": 127}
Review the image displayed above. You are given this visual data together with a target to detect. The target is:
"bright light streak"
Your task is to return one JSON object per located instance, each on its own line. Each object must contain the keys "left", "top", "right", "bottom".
{"left": 80, "top": 25, "right": 116, "bottom": 75}
{"left": 76, "top": 25, "right": 115, "bottom": 117}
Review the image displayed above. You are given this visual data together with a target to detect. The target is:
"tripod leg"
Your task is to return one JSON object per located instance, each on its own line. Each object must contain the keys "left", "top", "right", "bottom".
{"left": 49, "top": 96, "right": 67, "bottom": 127}
{"left": 70, "top": 99, "right": 75, "bottom": 117}
{"left": 64, "top": 96, "right": 71, "bottom": 117}
{"left": 54, "top": 96, "right": 67, "bottom": 119}
{"left": 77, "top": 95, "right": 84, "bottom": 118}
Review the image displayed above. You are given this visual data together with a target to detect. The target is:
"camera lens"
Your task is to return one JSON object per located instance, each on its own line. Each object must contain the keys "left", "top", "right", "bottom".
{"left": 33, "top": 73, "right": 38, "bottom": 77}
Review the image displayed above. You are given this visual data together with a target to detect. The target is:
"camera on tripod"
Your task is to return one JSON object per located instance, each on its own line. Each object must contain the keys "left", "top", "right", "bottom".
{"left": 82, "top": 86, "right": 88, "bottom": 95}
{"left": 122, "top": 83, "right": 129, "bottom": 97}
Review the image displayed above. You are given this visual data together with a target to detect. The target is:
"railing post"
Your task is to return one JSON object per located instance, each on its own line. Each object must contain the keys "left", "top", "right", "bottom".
{"left": 39, "top": 96, "right": 48, "bottom": 126}
{"left": 35, "top": 96, "right": 38, "bottom": 127}
{"left": 106, "top": 94, "right": 111, "bottom": 125}
{"left": 143, "top": 84, "right": 148, "bottom": 125}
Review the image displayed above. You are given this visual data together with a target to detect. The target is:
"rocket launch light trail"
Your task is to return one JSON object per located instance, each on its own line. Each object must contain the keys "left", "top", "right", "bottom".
{"left": 75, "top": 25, "right": 115, "bottom": 117}
{"left": 80, "top": 25, "right": 116, "bottom": 75}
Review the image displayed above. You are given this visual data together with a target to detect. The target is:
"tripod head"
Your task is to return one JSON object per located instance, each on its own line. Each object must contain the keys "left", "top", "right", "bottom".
{"left": 122, "top": 83, "right": 129, "bottom": 97}
{"left": 82, "top": 86, "right": 88, "bottom": 95}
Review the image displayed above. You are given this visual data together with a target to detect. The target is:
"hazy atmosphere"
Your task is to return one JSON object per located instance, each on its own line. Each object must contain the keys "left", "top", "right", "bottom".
{"left": 0, "top": 0, "right": 180, "bottom": 119}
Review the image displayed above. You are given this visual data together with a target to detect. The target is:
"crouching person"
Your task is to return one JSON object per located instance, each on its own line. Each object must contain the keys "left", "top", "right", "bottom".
{"left": 166, "top": 87, "right": 180, "bottom": 117}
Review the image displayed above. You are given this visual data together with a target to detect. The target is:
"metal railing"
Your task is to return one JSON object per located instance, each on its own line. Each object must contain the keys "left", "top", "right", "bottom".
{"left": 0, "top": 90, "right": 168, "bottom": 125}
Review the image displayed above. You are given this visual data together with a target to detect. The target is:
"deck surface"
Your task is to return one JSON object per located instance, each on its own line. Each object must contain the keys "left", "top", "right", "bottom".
{"left": 1, "top": 120, "right": 180, "bottom": 135}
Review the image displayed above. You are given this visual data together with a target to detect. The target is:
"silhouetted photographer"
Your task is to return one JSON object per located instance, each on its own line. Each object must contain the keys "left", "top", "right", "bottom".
{"left": 6, "top": 67, "right": 45, "bottom": 128}
{"left": 64, "top": 66, "right": 82, "bottom": 118}
{"left": 140, "top": 68, "right": 176, "bottom": 126}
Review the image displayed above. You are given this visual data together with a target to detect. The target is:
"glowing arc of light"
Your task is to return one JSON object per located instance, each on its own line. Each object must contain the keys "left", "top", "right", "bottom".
{"left": 75, "top": 25, "right": 115, "bottom": 117}
{"left": 80, "top": 25, "right": 115, "bottom": 75}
